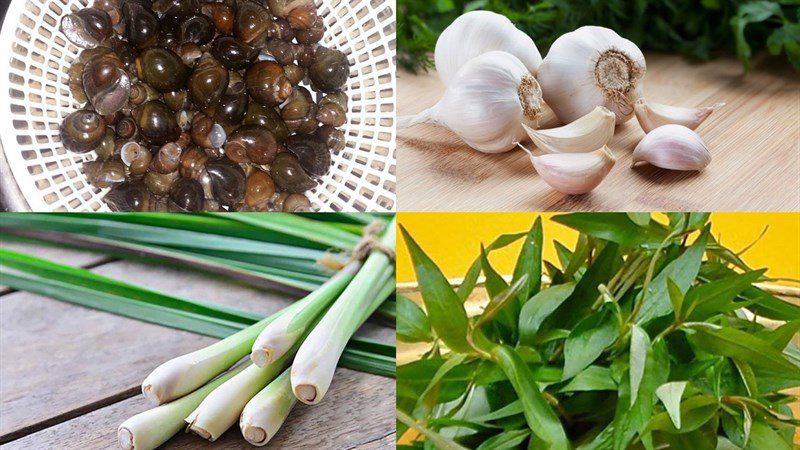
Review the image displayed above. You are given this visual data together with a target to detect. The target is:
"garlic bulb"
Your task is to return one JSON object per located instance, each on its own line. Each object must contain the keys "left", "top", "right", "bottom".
{"left": 398, "top": 51, "right": 543, "bottom": 154}
{"left": 435, "top": 11, "right": 542, "bottom": 85}
{"left": 522, "top": 106, "right": 615, "bottom": 153}
{"left": 538, "top": 26, "right": 646, "bottom": 125}
{"left": 634, "top": 98, "right": 724, "bottom": 133}
{"left": 523, "top": 145, "right": 616, "bottom": 194}
{"left": 632, "top": 124, "right": 710, "bottom": 171}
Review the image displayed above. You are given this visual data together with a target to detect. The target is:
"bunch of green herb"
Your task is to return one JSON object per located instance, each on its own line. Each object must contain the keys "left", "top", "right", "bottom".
{"left": 398, "top": 0, "right": 800, "bottom": 73}
{"left": 397, "top": 213, "right": 799, "bottom": 450}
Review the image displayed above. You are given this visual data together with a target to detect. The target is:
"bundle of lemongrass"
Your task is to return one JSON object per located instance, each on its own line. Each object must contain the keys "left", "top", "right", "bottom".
{"left": 399, "top": 11, "right": 724, "bottom": 195}
{"left": 117, "top": 217, "right": 396, "bottom": 448}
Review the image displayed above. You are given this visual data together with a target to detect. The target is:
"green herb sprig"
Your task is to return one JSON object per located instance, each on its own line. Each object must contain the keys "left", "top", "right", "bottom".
{"left": 398, "top": 0, "right": 800, "bottom": 73}
{"left": 397, "top": 213, "right": 799, "bottom": 449}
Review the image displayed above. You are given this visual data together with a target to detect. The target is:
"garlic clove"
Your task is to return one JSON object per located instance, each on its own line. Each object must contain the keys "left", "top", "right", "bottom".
{"left": 524, "top": 145, "right": 616, "bottom": 195}
{"left": 634, "top": 98, "right": 724, "bottom": 133}
{"left": 522, "top": 106, "right": 615, "bottom": 153}
{"left": 632, "top": 124, "right": 711, "bottom": 171}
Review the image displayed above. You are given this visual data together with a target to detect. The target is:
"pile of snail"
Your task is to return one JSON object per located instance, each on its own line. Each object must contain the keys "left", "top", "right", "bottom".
{"left": 399, "top": 11, "right": 723, "bottom": 196}
{"left": 59, "top": 0, "right": 351, "bottom": 212}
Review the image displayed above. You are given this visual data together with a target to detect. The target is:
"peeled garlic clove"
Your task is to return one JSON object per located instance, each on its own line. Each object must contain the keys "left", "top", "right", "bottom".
{"left": 634, "top": 98, "right": 724, "bottom": 133}
{"left": 434, "top": 11, "right": 542, "bottom": 86}
{"left": 632, "top": 124, "right": 710, "bottom": 171}
{"left": 398, "top": 51, "right": 543, "bottom": 154}
{"left": 538, "top": 26, "right": 645, "bottom": 125}
{"left": 525, "top": 145, "right": 616, "bottom": 195}
{"left": 522, "top": 106, "right": 615, "bottom": 154}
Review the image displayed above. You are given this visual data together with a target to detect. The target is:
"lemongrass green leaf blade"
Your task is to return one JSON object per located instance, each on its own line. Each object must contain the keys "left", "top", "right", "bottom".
{"left": 219, "top": 212, "right": 361, "bottom": 249}
{"left": 400, "top": 224, "right": 471, "bottom": 353}
{"left": 490, "top": 344, "right": 569, "bottom": 450}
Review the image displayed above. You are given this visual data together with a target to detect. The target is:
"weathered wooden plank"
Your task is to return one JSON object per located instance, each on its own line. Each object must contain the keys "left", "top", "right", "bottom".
{"left": 0, "top": 241, "right": 112, "bottom": 293}
{"left": 0, "top": 258, "right": 393, "bottom": 441}
{"left": 397, "top": 53, "right": 800, "bottom": 212}
{"left": 1, "top": 367, "right": 394, "bottom": 450}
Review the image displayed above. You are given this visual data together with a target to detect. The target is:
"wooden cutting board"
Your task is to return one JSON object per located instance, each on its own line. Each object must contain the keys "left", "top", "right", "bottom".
{"left": 397, "top": 53, "right": 800, "bottom": 212}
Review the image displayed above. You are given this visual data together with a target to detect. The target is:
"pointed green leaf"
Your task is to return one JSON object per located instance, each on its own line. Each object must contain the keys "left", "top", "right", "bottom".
{"left": 636, "top": 227, "right": 709, "bottom": 323}
{"left": 396, "top": 409, "right": 469, "bottom": 450}
{"left": 456, "top": 232, "right": 527, "bottom": 301}
{"left": 512, "top": 216, "right": 543, "bottom": 301}
{"left": 684, "top": 269, "right": 765, "bottom": 321}
{"left": 655, "top": 381, "right": 688, "bottom": 429}
{"left": 559, "top": 366, "right": 616, "bottom": 392}
{"left": 471, "top": 400, "right": 523, "bottom": 422}
{"left": 667, "top": 278, "right": 685, "bottom": 321}
{"left": 686, "top": 324, "right": 798, "bottom": 373}
{"left": 518, "top": 283, "right": 575, "bottom": 346}
{"left": 745, "top": 419, "right": 791, "bottom": 450}
{"left": 481, "top": 243, "right": 509, "bottom": 298}
{"left": 647, "top": 395, "right": 718, "bottom": 434}
{"left": 630, "top": 325, "right": 651, "bottom": 406}
{"left": 414, "top": 354, "right": 468, "bottom": 417}
{"left": 397, "top": 294, "right": 433, "bottom": 343}
{"left": 490, "top": 345, "right": 569, "bottom": 450}
{"left": 476, "top": 430, "right": 530, "bottom": 450}
{"left": 758, "top": 319, "right": 800, "bottom": 351}
{"left": 563, "top": 311, "right": 619, "bottom": 380}
{"left": 627, "top": 213, "right": 651, "bottom": 226}
{"left": 552, "top": 213, "right": 670, "bottom": 248}
{"left": 550, "top": 242, "right": 620, "bottom": 326}
{"left": 400, "top": 225, "right": 471, "bottom": 353}
{"left": 474, "top": 274, "right": 528, "bottom": 330}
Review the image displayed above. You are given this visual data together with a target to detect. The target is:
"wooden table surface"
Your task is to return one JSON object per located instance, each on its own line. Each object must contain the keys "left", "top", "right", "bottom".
{"left": 397, "top": 53, "right": 800, "bottom": 212}
{"left": 0, "top": 241, "right": 395, "bottom": 449}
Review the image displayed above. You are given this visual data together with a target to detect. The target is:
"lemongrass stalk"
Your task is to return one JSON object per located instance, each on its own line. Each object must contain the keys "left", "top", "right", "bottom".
{"left": 240, "top": 367, "right": 297, "bottom": 446}
{"left": 292, "top": 274, "right": 395, "bottom": 404}
{"left": 251, "top": 261, "right": 362, "bottom": 367}
{"left": 185, "top": 355, "right": 290, "bottom": 441}
{"left": 141, "top": 265, "right": 357, "bottom": 405}
{"left": 118, "top": 364, "right": 246, "bottom": 450}
{"left": 291, "top": 218, "right": 396, "bottom": 404}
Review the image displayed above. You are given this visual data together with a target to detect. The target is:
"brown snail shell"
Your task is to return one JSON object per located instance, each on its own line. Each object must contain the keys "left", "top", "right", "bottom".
{"left": 135, "top": 47, "right": 191, "bottom": 93}
{"left": 151, "top": 142, "right": 183, "bottom": 173}
{"left": 245, "top": 61, "right": 292, "bottom": 106}
{"left": 267, "top": 18, "right": 294, "bottom": 41}
{"left": 234, "top": 0, "right": 272, "bottom": 47}
{"left": 210, "top": 37, "right": 259, "bottom": 71}
{"left": 152, "top": 0, "right": 201, "bottom": 17}
{"left": 94, "top": 0, "right": 122, "bottom": 26}
{"left": 60, "top": 110, "right": 107, "bottom": 153}
{"left": 177, "top": 42, "right": 203, "bottom": 66}
{"left": 163, "top": 90, "right": 190, "bottom": 112}
{"left": 212, "top": 85, "right": 249, "bottom": 127}
{"left": 244, "top": 168, "right": 276, "bottom": 207}
{"left": 168, "top": 177, "right": 205, "bottom": 212}
{"left": 206, "top": 158, "right": 246, "bottom": 207}
{"left": 295, "top": 21, "right": 323, "bottom": 44}
{"left": 309, "top": 47, "right": 349, "bottom": 93}
{"left": 266, "top": 0, "right": 314, "bottom": 18}
{"left": 224, "top": 124, "right": 278, "bottom": 164}
{"left": 283, "top": 193, "right": 311, "bottom": 212}
{"left": 283, "top": 63, "right": 306, "bottom": 86}
{"left": 281, "top": 86, "right": 313, "bottom": 121}
{"left": 85, "top": 156, "right": 127, "bottom": 188}
{"left": 144, "top": 170, "right": 179, "bottom": 196}
{"left": 286, "top": 5, "right": 317, "bottom": 30}
{"left": 293, "top": 43, "right": 316, "bottom": 67}
{"left": 316, "top": 125, "right": 346, "bottom": 152}
{"left": 129, "top": 83, "right": 159, "bottom": 106}
{"left": 94, "top": 128, "right": 118, "bottom": 160}
{"left": 190, "top": 112, "right": 227, "bottom": 148}
{"left": 120, "top": 141, "right": 152, "bottom": 175}
{"left": 264, "top": 39, "right": 295, "bottom": 66}
{"left": 285, "top": 133, "right": 330, "bottom": 177}
{"left": 110, "top": 37, "right": 138, "bottom": 73}
{"left": 244, "top": 102, "right": 289, "bottom": 142}
{"left": 69, "top": 62, "right": 89, "bottom": 104}
{"left": 82, "top": 53, "right": 131, "bottom": 116}
{"left": 187, "top": 53, "right": 229, "bottom": 108}
{"left": 61, "top": 8, "right": 113, "bottom": 49}
{"left": 135, "top": 101, "right": 181, "bottom": 145}
{"left": 104, "top": 180, "right": 150, "bottom": 211}
{"left": 201, "top": 2, "right": 234, "bottom": 35}
{"left": 316, "top": 103, "right": 346, "bottom": 127}
{"left": 115, "top": 117, "right": 138, "bottom": 139}
{"left": 179, "top": 145, "right": 208, "bottom": 179}
{"left": 179, "top": 14, "right": 215, "bottom": 45}
{"left": 122, "top": 2, "right": 160, "bottom": 49}
{"left": 271, "top": 152, "right": 317, "bottom": 193}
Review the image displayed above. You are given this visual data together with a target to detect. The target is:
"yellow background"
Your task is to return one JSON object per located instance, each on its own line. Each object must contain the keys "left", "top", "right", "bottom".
{"left": 397, "top": 213, "right": 800, "bottom": 284}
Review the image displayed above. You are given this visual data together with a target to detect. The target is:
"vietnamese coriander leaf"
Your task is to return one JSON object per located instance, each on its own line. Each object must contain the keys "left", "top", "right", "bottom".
{"left": 397, "top": 294, "right": 433, "bottom": 343}
{"left": 518, "top": 283, "right": 576, "bottom": 346}
{"left": 512, "top": 216, "right": 543, "bottom": 303}
{"left": 563, "top": 311, "right": 620, "bottom": 381}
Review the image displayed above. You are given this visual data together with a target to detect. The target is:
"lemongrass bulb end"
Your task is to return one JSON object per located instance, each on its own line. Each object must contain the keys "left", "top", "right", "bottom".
{"left": 241, "top": 422, "right": 269, "bottom": 446}
{"left": 141, "top": 383, "right": 163, "bottom": 406}
{"left": 294, "top": 384, "right": 319, "bottom": 405}
{"left": 250, "top": 348, "right": 272, "bottom": 367}
{"left": 117, "top": 427, "right": 134, "bottom": 450}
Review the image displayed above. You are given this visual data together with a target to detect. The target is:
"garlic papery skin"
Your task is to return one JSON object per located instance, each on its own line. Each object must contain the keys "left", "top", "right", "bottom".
{"left": 398, "top": 51, "right": 543, "bottom": 154}
{"left": 537, "top": 26, "right": 645, "bottom": 125}
{"left": 522, "top": 106, "right": 615, "bottom": 153}
{"left": 525, "top": 145, "right": 616, "bottom": 194}
{"left": 435, "top": 11, "right": 542, "bottom": 85}
{"left": 632, "top": 124, "right": 711, "bottom": 171}
{"left": 634, "top": 98, "right": 724, "bottom": 133}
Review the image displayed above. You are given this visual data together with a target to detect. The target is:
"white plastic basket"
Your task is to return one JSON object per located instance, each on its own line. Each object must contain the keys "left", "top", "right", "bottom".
{"left": 0, "top": 0, "right": 396, "bottom": 212}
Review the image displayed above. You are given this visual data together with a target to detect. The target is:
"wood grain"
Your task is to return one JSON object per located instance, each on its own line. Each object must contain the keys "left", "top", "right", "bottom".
{"left": 1, "top": 368, "right": 394, "bottom": 450}
{"left": 0, "top": 252, "right": 394, "bottom": 448}
{"left": 397, "top": 53, "right": 800, "bottom": 211}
